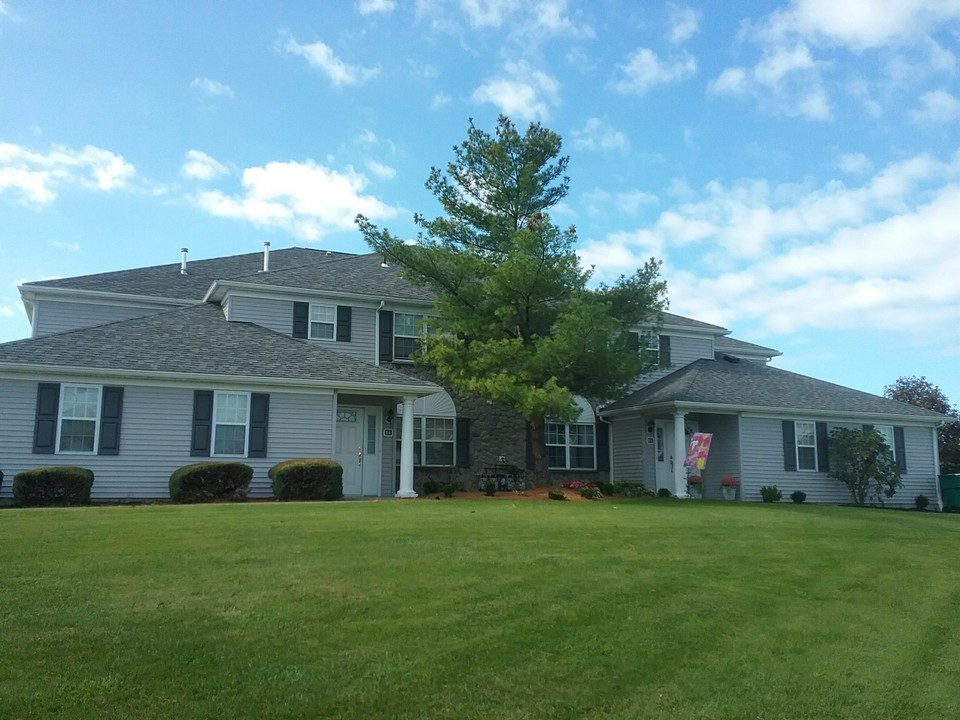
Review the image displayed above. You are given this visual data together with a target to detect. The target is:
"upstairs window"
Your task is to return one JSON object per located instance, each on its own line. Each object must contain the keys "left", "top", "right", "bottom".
{"left": 309, "top": 304, "right": 336, "bottom": 340}
{"left": 394, "top": 313, "right": 424, "bottom": 361}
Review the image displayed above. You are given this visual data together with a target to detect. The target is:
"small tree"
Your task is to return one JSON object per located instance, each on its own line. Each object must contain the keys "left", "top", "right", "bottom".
{"left": 829, "top": 427, "right": 902, "bottom": 505}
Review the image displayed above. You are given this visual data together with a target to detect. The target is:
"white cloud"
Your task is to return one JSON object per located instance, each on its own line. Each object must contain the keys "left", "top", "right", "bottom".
{"left": 190, "top": 159, "right": 400, "bottom": 241}
{"left": 529, "top": 0, "right": 594, "bottom": 38}
{"left": 430, "top": 92, "right": 452, "bottom": 109}
{"left": 668, "top": 4, "right": 701, "bottom": 44}
{"left": 366, "top": 160, "right": 396, "bottom": 180}
{"left": 471, "top": 61, "right": 560, "bottom": 121}
{"left": 570, "top": 118, "right": 628, "bottom": 152}
{"left": 583, "top": 188, "right": 659, "bottom": 216}
{"left": 181, "top": 150, "right": 229, "bottom": 181}
{"left": 910, "top": 89, "right": 960, "bottom": 124}
{"left": 280, "top": 34, "right": 380, "bottom": 86}
{"left": 357, "top": 0, "right": 396, "bottom": 15}
{"left": 0, "top": 142, "right": 135, "bottom": 205}
{"left": 0, "top": 305, "right": 14, "bottom": 318}
{"left": 837, "top": 153, "right": 873, "bottom": 175}
{"left": 460, "top": 0, "right": 520, "bottom": 28}
{"left": 52, "top": 240, "right": 80, "bottom": 252}
{"left": 611, "top": 48, "right": 697, "bottom": 95}
{"left": 580, "top": 149, "right": 960, "bottom": 340}
{"left": 190, "top": 77, "right": 235, "bottom": 98}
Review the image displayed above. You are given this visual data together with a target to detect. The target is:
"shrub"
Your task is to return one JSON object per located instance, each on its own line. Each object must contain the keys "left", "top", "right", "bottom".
{"left": 548, "top": 488, "right": 567, "bottom": 501}
{"left": 829, "top": 427, "right": 902, "bottom": 506}
{"left": 422, "top": 479, "right": 441, "bottom": 495}
{"left": 484, "top": 481, "right": 497, "bottom": 496}
{"left": 612, "top": 480, "right": 656, "bottom": 498}
{"left": 12, "top": 466, "right": 94, "bottom": 506}
{"left": 170, "top": 462, "right": 253, "bottom": 503}
{"left": 915, "top": 494, "right": 930, "bottom": 511}
{"left": 442, "top": 483, "right": 457, "bottom": 497}
{"left": 760, "top": 485, "right": 782, "bottom": 503}
{"left": 595, "top": 480, "right": 615, "bottom": 496}
{"left": 268, "top": 458, "right": 342, "bottom": 501}
{"left": 791, "top": 490, "right": 807, "bottom": 504}
{"left": 657, "top": 488, "right": 672, "bottom": 498}
{"left": 579, "top": 484, "right": 603, "bottom": 500}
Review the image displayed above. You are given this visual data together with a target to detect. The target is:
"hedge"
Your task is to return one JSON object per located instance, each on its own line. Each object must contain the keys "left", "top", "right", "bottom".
{"left": 12, "top": 466, "right": 94, "bottom": 506}
{"left": 269, "top": 458, "right": 343, "bottom": 501}
{"left": 169, "top": 462, "right": 253, "bottom": 503}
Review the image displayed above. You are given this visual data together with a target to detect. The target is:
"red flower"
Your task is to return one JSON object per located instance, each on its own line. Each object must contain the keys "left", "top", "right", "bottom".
{"left": 687, "top": 475, "right": 703, "bottom": 485}
{"left": 720, "top": 476, "right": 738, "bottom": 487}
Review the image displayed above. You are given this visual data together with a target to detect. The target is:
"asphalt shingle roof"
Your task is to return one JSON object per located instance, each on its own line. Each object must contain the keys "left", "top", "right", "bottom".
{"left": 661, "top": 312, "right": 727, "bottom": 332}
{"left": 714, "top": 336, "right": 780, "bottom": 357}
{"left": 24, "top": 247, "right": 353, "bottom": 301}
{"left": 0, "top": 303, "right": 438, "bottom": 390}
{"left": 603, "top": 355, "right": 944, "bottom": 419}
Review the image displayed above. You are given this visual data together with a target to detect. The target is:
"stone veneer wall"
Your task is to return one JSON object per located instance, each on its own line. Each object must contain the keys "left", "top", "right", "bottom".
{"left": 389, "top": 364, "right": 608, "bottom": 490}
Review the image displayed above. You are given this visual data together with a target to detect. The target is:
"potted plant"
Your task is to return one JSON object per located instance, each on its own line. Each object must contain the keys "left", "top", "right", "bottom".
{"left": 687, "top": 474, "right": 703, "bottom": 499}
{"left": 720, "top": 475, "right": 738, "bottom": 501}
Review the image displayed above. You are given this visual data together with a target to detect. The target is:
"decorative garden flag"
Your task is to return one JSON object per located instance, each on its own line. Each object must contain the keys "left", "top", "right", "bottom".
{"left": 683, "top": 432, "right": 714, "bottom": 470}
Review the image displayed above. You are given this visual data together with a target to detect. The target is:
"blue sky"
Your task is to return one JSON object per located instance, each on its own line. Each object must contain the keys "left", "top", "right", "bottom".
{"left": 1, "top": 0, "right": 958, "bottom": 407}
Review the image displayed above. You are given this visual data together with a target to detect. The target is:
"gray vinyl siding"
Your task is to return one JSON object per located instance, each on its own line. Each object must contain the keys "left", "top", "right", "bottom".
{"left": 629, "top": 334, "right": 715, "bottom": 391}
{"left": 33, "top": 300, "right": 165, "bottom": 336}
{"left": 739, "top": 416, "right": 940, "bottom": 506}
{"left": 696, "top": 414, "right": 741, "bottom": 500}
{"left": 611, "top": 417, "right": 645, "bottom": 483}
{"left": 227, "top": 295, "right": 377, "bottom": 362}
{"left": 0, "top": 378, "right": 333, "bottom": 501}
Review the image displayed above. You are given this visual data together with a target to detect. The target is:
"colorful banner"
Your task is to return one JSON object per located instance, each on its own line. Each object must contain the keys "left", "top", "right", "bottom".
{"left": 683, "top": 432, "right": 714, "bottom": 471}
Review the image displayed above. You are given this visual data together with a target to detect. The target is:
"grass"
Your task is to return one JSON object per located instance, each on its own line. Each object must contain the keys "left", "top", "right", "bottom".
{"left": 1, "top": 499, "right": 959, "bottom": 719}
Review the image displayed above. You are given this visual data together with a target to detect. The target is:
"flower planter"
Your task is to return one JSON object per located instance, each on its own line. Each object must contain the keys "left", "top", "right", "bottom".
{"left": 688, "top": 484, "right": 703, "bottom": 499}
{"left": 721, "top": 485, "right": 737, "bottom": 501}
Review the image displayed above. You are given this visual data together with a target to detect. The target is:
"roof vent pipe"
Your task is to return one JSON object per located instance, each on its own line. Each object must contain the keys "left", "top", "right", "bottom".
{"left": 262, "top": 241, "right": 271, "bottom": 272}
{"left": 180, "top": 247, "right": 188, "bottom": 275}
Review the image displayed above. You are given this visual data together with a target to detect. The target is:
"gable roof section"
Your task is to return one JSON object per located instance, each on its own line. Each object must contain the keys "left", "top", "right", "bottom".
{"left": 206, "top": 252, "right": 436, "bottom": 304}
{"left": 714, "top": 336, "right": 781, "bottom": 358}
{"left": 602, "top": 355, "right": 944, "bottom": 421}
{"left": 22, "top": 247, "right": 352, "bottom": 301}
{"left": 661, "top": 312, "right": 727, "bottom": 333}
{"left": 0, "top": 303, "right": 438, "bottom": 393}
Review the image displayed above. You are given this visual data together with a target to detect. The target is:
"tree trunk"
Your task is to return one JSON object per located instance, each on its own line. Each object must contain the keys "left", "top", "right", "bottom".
{"left": 529, "top": 417, "right": 549, "bottom": 486}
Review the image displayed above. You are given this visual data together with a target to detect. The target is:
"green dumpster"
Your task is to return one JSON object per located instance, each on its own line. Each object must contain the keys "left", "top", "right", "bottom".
{"left": 939, "top": 474, "right": 960, "bottom": 511}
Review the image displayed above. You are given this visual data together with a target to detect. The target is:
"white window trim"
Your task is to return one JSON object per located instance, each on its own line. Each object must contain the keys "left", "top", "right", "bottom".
{"left": 212, "top": 391, "right": 250, "bottom": 458}
{"left": 397, "top": 415, "right": 456, "bottom": 467}
{"left": 795, "top": 420, "right": 818, "bottom": 472}
{"left": 55, "top": 383, "right": 102, "bottom": 454}
{"left": 308, "top": 303, "right": 337, "bottom": 341}
{"left": 393, "top": 312, "right": 425, "bottom": 362}
{"left": 546, "top": 422, "right": 597, "bottom": 471}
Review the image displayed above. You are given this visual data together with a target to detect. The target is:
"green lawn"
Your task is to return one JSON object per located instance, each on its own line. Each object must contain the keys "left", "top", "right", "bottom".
{"left": 1, "top": 499, "right": 958, "bottom": 719}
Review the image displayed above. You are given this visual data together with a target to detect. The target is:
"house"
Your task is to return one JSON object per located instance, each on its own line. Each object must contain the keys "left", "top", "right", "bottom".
{"left": 0, "top": 243, "right": 947, "bottom": 507}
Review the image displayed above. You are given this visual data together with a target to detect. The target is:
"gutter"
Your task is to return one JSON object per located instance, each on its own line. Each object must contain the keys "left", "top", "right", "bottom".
{"left": 203, "top": 280, "right": 434, "bottom": 307}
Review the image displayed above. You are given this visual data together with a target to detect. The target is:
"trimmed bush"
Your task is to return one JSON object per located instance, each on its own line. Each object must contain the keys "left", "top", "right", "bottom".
{"left": 613, "top": 480, "right": 656, "bottom": 498}
{"left": 760, "top": 485, "right": 783, "bottom": 503}
{"left": 657, "top": 488, "right": 672, "bottom": 498}
{"left": 169, "top": 462, "right": 253, "bottom": 503}
{"left": 548, "top": 488, "right": 567, "bottom": 501}
{"left": 915, "top": 494, "right": 930, "bottom": 511}
{"left": 13, "top": 466, "right": 94, "bottom": 506}
{"left": 269, "top": 458, "right": 343, "bottom": 501}
{"left": 791, "top": 490, "right": 807, "bottom": 504}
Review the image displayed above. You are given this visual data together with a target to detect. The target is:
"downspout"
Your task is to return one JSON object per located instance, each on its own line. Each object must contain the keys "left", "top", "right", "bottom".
{"left": 934, "top": 420, "right": 945, "bottom": 512}
{"left": 375, "top": 300, "right": 384, "bottom": 366}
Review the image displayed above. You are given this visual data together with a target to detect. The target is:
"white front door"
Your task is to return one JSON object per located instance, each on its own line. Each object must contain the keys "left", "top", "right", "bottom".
{"left": 654, "top": 420, "right": 674, "bottom": 493}
{"left": 335, "top": 406, "right": 381, "bottom": 496}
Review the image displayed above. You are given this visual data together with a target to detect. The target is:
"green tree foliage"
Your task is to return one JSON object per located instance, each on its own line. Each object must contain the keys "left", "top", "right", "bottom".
{"left": 884, "top": 375, "right": 960, "bottom": 473}
{"left": 357, "top": 116, "right": 667, "bottom": 482}
{"left": 829, "top": 427, "right": 902, "bottom": 505}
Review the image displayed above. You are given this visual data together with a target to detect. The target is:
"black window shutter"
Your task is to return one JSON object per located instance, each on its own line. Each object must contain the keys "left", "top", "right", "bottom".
{"left": 292, "top": 302, "right": 309, "bottom": 339}
{"left": 455, "top": 417, "right": 471, "bottom": 468}
{"left": 98, "top": 386, "right": 124, "bottom": 456}
{"left": 894, "top": 426, "right": 907, "bottom": 473}
{"left": 33, "top": 382, "right": 60, "bottom": 454}
{"left": 379, "top": 310, "right": 394, "bottom": 362}
{"left": 596, "top": 421, "right": 610, "bottom": 472}
{"left": 191, "top": 390, "right": 214, "bottom": 457}
{"left": 248, "top": 393, "right": 270, "bottom": 458}
{"left": 659, "top": 335, "right": 671, "bottom": 368}
{"left": 525, "top": 423, "right": 535, "bottom": 471}
{"left": 626, "top": 331, "right": 640, "bottom": 354}
{"left": 782, "top": 420, "right": 797, "bottom": 471}
{"left": 336, "top": 306, "right": 352, "bottom": 342}
{"left": 816, "top": 421, "right": 829, "bottom": 472}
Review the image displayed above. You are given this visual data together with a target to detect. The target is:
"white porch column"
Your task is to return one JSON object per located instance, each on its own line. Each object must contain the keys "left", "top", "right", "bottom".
{"left": 673, "top": 410, "right": 688, "bottom": 498}
{"left": 396, "top": 396, "right": 418, "bottom": 498}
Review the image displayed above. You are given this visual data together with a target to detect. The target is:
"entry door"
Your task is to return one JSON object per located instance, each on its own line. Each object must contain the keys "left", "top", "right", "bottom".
{"left": 335, "top": 406, "right": 381, "bottom": 496}
{"left": 654, "top": 420, "right": 674, "bottom": 492}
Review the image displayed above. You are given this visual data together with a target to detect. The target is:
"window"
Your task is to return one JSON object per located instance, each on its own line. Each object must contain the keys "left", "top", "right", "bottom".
{"left": 795, "top": 421, "right": 818, "bottom": 471}
{"left": 394, "top": 313, "right": 424, "bottom": 361}
{"left": 874, "top": 424, "right": 896, "bottom": 461}
{"left": 309, "top": 304, "right": 336, "bottom": 340}
{"left": 546, "top": 422, "right": 596, "bottom": 470}
{"left": 644, "top": 335, "right": 661, "bottom": 367}
{"left": 396, "top": 416, "right": 455, "bottom": 466}
{"left": 57, "top": 384, "right": 102, "bottom": 453}
{"left": 213, "top": 392, "right": 249, "bottom": 456}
